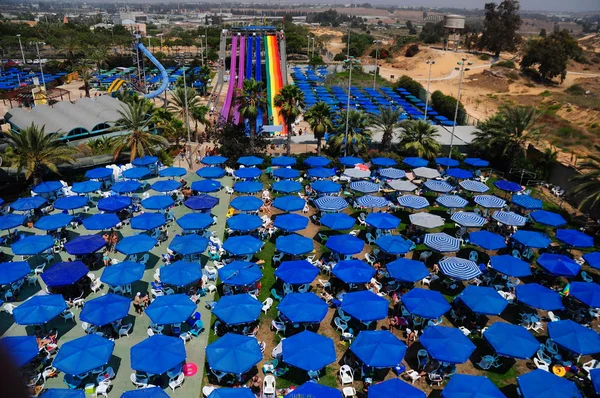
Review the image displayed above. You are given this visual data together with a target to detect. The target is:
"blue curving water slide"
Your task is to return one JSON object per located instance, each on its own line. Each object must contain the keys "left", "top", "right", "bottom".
{"left": 137, "top": 43, "right": 169, "bottom": 99}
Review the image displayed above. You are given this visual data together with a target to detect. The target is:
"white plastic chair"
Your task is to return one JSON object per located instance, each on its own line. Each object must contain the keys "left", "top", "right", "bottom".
{"left": 537, "top": 349, "right": 552, "bottom": 365}
{"left": 119, "top": 323, "right": 133, "bottom": 338}
{"left": 582, "top": 271, "right": 594, "bottom": 283}
{"left": 339, "top": 365, "right": 354, "bottom": 385}
{"left": 533, "top": 357, "right": 550, "bottom": 372}
{"left": 548, "top": 311, "right": 560, "bottom": 322}
{"left": 61, "top": 310, "right": 75, "bottom": 323}
{"left": 264, "top": 375, "right": 276, "bottom": 394}
{"left": 130, "top": 373, "right": 148, "bottom": 389}
{"left": 262, "top": 298, "right": 273, "bottom": 313}
{"left": 334, "top": 317, "right": 348, "bottom": 333}
{"left": 405, "top": 369, "right": 421, "bottom": 384}
{"left": 343, "top": 387, "right": 357, "bottom": 397}
{"left": 95, "top": 379, "right": 110, "bottom": 397}
{"left": 169, "top": 373, "right": 184, "bottom": 391}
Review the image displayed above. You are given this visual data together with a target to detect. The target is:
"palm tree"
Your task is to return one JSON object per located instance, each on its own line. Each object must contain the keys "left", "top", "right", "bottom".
{"left": 233, "top": 78, "right": 267, "bottom": 154}
{"left": 76, "top": 66, "right": 93, "bottom": 98}
{"left": 304, "top": 102, "right": 333, "bottom": 155}
{"left": 570, "top": 148, "right": 600, "bottom": 210}
{"left": 111, "top": 101, "right": 169, "bottom": 162}
{"left": 274, "top": 84, "right": 305, "bottom": 155}
{"left": 2, "top": 124, "right": 76, "bottom": 184}
{"left": 536, "top": 147, "right": 558, "bottom": 181}
{"left": 190, "top": 105, "right": 209, "bottom": 141}
{"left": 61, "top": 37, "right": 80, "bottom": 67}
{"left": 371, "top": 105, "right": 404, "bottom": 152}
{"left": 329, "top": 109, "right": 372, "bottom": 155}
{"left": 168, "top": 86, "right": 201, "bottom": 121}
{"left": 398, "top": 120, "right": 441, "bottom": 160}
{"left": 88, "top": 45, "right": 108, "bottom": 72}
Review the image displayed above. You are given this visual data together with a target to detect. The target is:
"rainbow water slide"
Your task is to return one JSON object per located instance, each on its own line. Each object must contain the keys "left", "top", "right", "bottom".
{"left": 245, "top": 35, "right": 253, "bottom": 80}
{"left": 233, "top": 36, "right": 245, "bottom": 124}
{"left": 265, "top": 35, "right": 284, "bottom": 133}
{"left": 220, "top": 35, "right": 239, "bottom": 122}
{"left": 255, "top": 35, "right": 264, "bottom": 133}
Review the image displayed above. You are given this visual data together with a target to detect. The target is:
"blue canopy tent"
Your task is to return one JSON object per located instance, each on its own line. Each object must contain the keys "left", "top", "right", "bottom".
{"left": 100, "top": 261, "right": 145, "bottom": 287}
{"left": 556, "top": 229, "right": 594, "bottom": 248}
{"left": 356, "top": 195, "right": 389, "bottom": 208}
{"left": 304, "top": 156, "right": 331, "bottom": 167}
{"left": 339, "top": 156, "right": 364, "bottom": 166}
{"left": 368, "top": 378, "right": 425, "bottom": 398}
{"left": 512, "top": 230, "right": 551, "bottom": 248}
{"left": 278, "top": 293, "right": 328, "bottom": 324}
{"left": 223, "top": 236, "right": 263, "bottom": 256}
{"left": 197, "top": 167, "right": 226, "bottom": 179}
{"left": 272, "top": 168, "right": 300, "bottom": 180}
{"left": 340, "top": 291, "right": 389, "bottom": 322}
{"left": 274, "top": 261, "right": 318, "bottom": 285}
{"left": 237, "top": 156, "right": 263, "bottom": 166}
{"left": 548, "top": 320, "right": 600, "bottom": 355}
{"left": 272, "top": 156, "right": 296, "bottom": 167}
{"left": 313, "top": 196, "right": 348, "bottom": 212}
{"left": 202, "top": 156, "right": 228, "bottom": 165}
{"left": 445, "top": 168, "right": 473, "bottom": 179}
{"left": 403, "top": 157, "right": 429, "bottom": 168}
{"left": 326, "top": 234, "right": 364, "bottom": 255}
{"left": 122, "top": 167, "right": 150, "bottom": 180}
{"left": 311, "top": 180, "right": 342, "bottom": 194}
{"left": 420, "top": 326, "right": 476, "bottom": 364}
{"left": 424, "top": 233, "right": 460, "bottom": 252}
{"left": 435, "top": 157, "right": 459, "bottom": 167}
{"left": 32, "top": 181, "right": 63, "bottom": 194}
{"left": 234, "top": 168, "right": 262, "bottom": 180}
{"left": 219, "top": 261, "right": 262, "bottom": 286}
{"left": 0, "top": 214, "right": 25, "bottom": 230}
{"left": 332, "top": 260, "right": 375, "bottom": 284}
{"left": 387, "top": 258, "right": 429, "bottom": 283}
{"left": 53, "top": 335, "right": 114, "bottom": 376}
{"left": 483, "top": 322, "right": 540, "bottom": 359}
{"left": 531, "top": 210, "right": 567, "bottom": 227}
{"left": 98, "top": 195, "right": 132, "bottom": 212}
{"left": 41, "top": 261, "right": 89, "bottom": 288}
{"left": 209, "top": 389, "right": 254, "bottom": 398}
{"left": 213, "top": 294, "right": 262, "bottom": 325}
{"left": 469, "top": 230, "right": 506, "bottom": 250}
{"left": 474, "top": 195, "right": 506, "bottom": 209}
{"left": 423, "top": 180, "right": 454, "bottom": 193}
{"left": 398, "top": 195, "right": 429, "bottom": 209}
{"left": 459, "top": 180, "right": 490, "bottom": 193}
{"left": 458, "top": 286, "right": 508, "bottom": 315}
{"left": 375, "top": 235, "right": 413, "bottom": 255}
{"left": 517, "top": 369, "right": 581, "bottom": 398}
{"left": 85, "top": 168, "right": 113, "bottom": 180}
{"left": 131, "top": 213, "right": 166, "bottom": 231}
{"left": 111, "top": 180, "right": 142, "bottom": 194}
{"left": 206, "top": 333, "right": 262, "bottom": 374}
{"left": 272, "top": 181, "right": 302, "bottom": 194}
{"left": 436, "top": 195, "right": 468, "bottom": 209}
{"left": 494, "top": 180, "right": 522, "bottom": 193}
{"left": 570, "top": 282, "right": 600, "bottom": 307}
{"left": 185, "top": 195, "right": 219, "bottom": 211}
{"left": 65, "top": 235, "right": 106, "bottom": 255}
{"left": 11, "top": 197, "right": 47, "bottom": 211}
{"left": 191, "top": 180, "right": 222, "bottom": 193}
{"left": 151, "top": 180, "right": 182, "bottom": 193}
{"left": 350, "top": 181, "right": 380, "bottom": 194}
{"left": 71, "top": 181, "right": 102, "bottom": 194}
{"left": 307, "top": 168, "right": 336, "bottom": 179}
{"left": 1, "top": 336, "right": 39, "bottom": 367}
{"left": 492, "top": 211, "right": 527, "bottom": 227}
{"left": 168, "top": 235, "right": 209, "bottom": 256}
{"left": 282, "top": 331, "right": 335, "bottom": 371}
{"left": 145, "top": 294, "right": 197, "bottom": 325}
{"left": 116, "top": 235, "right": 158, "bottom": 255}
{"left": 320, "top": 213, "right": 355, "bottom": 230}
{"left": 160, "top": 261, "right": 203, "bottom": 287}
{"left": 366, "top": 213, "right": 400, "bottom": 230}
{"left": 12, "top": 235, "right": 54, "bottom": 256}
{"left": 54, "top": 196, "right": 89, "bottom": 211}
{"left": 516, "top": 283, "right": 564, "bottom": 310}
{"left": 371, "top": 157, "right": 397, "bottom": 167}
{"left": 273, "top": 214, "right": 309, "bottom": 232}
{"left": 80, "top": 293, "right": 131, "bottom": 326}
{"left": 132, "top": 156, "right": 158, "bottom": 167}
{"left": 512, "top": 195, "right": 543, "bottom": 210}
{"left": 276, "top": 234, "right": 314, "bottom": 256}
{"left": 159, "top": 167, "right": 187, "bottom": 178}
{"left": 537, "top": 253, "right": 581, "bottom": 277}
{"left": 442, "top": 375, "right": 505, "bottom": 398}
{"left": 402, "top": 288, "right": 451, "bottom": 319}
{"left": 83, "top": 213, "right": 120, "bottom": 230}
{"left": 233, "top": 181, "right": 263, "bottom": 194}
{"left": 230, "top": 196, "right": 263, "bottom": 212}
{"left": 439, "top": 257, "right": 481, "bottom": 281}
{"left": 288, "top": 381, "right": 342, "bottom": 398}
{"left": 378, "top": 168, "right": 405, "bottom": 180}
{"left": 464, "top": 158, "right": 490, "bottom": 167}
{"left": 0, "top": 261, "right": 30, "bottom": 285}
{"left": 13, "top": 295, "right": 67, "bottom": 325}
{"left": 131, "top": 335, "right": 186, "bottom": 375}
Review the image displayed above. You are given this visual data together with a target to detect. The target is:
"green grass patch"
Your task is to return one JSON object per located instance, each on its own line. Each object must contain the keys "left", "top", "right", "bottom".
{"left": 539, "top": 90, "right": 552, "bottom": 97}
{"left": 486, "top": 366, "right": 520, "bottom": 388}
{"left": 492, "top": 60, "right": 516, "bottom": 69}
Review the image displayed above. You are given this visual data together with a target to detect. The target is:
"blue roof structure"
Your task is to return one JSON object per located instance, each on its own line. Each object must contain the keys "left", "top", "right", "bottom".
{"left": 145, "top": 294, "right": 197, "bottom": 325}
{"left": 230, "top": 196, "right": 263, "bottom": 212}
{"left": 41, "top": 261, "right": 89, "bottom": 287}
{"left": 442, "top": 375, "right": 505, "bottom": 398}
{"left": 304, "top": 156, "right": 331, "bottom": 167}
{"left": 320, "top": 213, "right": 355, "bottom": 230}
{"left": 0, "top": 261, "right": 30, "bottom": 285}
{"left": 160, "top": 260, "right": 203, "bottom": 287}
{"left": 516, "top": 283, "right": 564, "bottom": 310}
{"left": 185, "top": 195, "right": 219, "bottom": 211}
{"left": 548, "top": 320, "right": 600, "bottom": 355}
{"left": 517, "top": 369, "right": 581, "bottom": 398}
{"left": 206, "top": 333, "right": 262, "bottom": 374}
{"left": 350, "top": 330, "right": 406, "bottom": 368}
{"left": 11, "top": 196, "right": 47, "bottom": 211}
{"left": 0, "top": 214, "right": 25, "bottom": 230}
{"left": 273, "top": 214, "right": 309, "bottom": 232}
{"left": 100, "top": 261, "right": 145, "bottom": 287}
{"left": 494, "top": 180, "right": 522, "bottom": 192}
{"left": 282, "top": 331, "right": 336, "bottom": 371}
{"left": 556, "top": 229, "right": 594, "bottom": 247}
{"left": 197, "top": 167, "right": 226, "bottom": 179}
{"left": 326, "top": 234, "right": 364, "bottom": 255}
{"left": 469, "top": 230, "right": 506, "bottom": 250}
{"left": 288, "top": 382, "right": 342, "bottom": 398}
{"left": 570, "top": 282, "right": 600, "bottom": 307}
{"left": 458, "top": 286, "right": 508, "bottom": 315}
{"left": 274, "top": 260, "right": 318, "bottom": 285}
{"left": 83, "top": 213, "right": 120, "bottom": 230}
{"left": 271, "top": 156, "right": 296, "bottom": 167}
{"left": 191, "top": 180, "right": 222, "bottom": 193}
{"left": 32, "top": 181, "right": 63, "bottom": 194}
{"left": 420, "top": 326, "right": 476, "bottom": 364}
{"left": 227, "top": 214, "right": 263, "bottom": 232}
{"left": 278, "top": 293, "right": 328, "bottom": 324}
{"left": 130, "top": 335, "right": 186, "bottom": 375}
{"left": 98, "top": 195, "right": 132, "bottom": 212}
{"left": 116, "top": 235, "right": 157, "bottom": 255}
{"left": 85, "top": 168, "right": 113, "bottom": 180}
{"left": 386, "top": 258, "right": 429, "bottom": 283}
{"left": 530, "top": 210, "right": 567, "bottom": 227}
{"left": 219, "top": 261, "right": 262, "bottom": 286}
{"left": 53, "top": 195, "right": 89, "bottom": 210}
{"left": 375, "top": 235, "right": 413, "bottom": 255}
{"left": 537, "top": 253, "right": 581, "bottom": 277}
{"left": 64, "top": 235, "right": 106, "bottom": 255}
{"left": 13, "top": 295, "right": 67, "bottom": 325}
{"left": 511, "top": 230, "right": 551, "bottom": 248}
{"left": 213, "top": 294, "right": 262, "bottom": 325}
{"left": 111, "top": 180, "right": 142, "bottom": 194}
{"left": 512, "top": 194, "right": 543, "bottom": 210}
{"left": 402, "top": 288, "right": 451, "bottom": 319}
{"left": 80, "top": 293, "right": 131, "bottom": 326}
{"left": 237, "top": 156, "right": 264, "bottom": 166}
{"left": 366, "top": 212, "right": 400, "bottom": 230}
{"left": 341, "top": 291, "right": 389, "bottom": 322}
{"left": 332, "top": 260, "right": 375, "bottom": 284}
{"left": 71, "top": 181, "right": 102, "bottom": 194}
{"left": 368, "top": 378, "right": 425, "bottom": 398}
{"left": 483, "top": 322, "right": 540, "bottom": 359}
{"left": 53, "top": 335, "right": 114, "bottom": 376}
{"left": 201, "top": 155, "right": 228, "bottom": 165}
{"left": 276, "top": 234, "right": 314, "bottom": 256}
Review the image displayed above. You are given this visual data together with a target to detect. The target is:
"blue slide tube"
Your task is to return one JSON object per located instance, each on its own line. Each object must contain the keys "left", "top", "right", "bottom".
{"left": 255, "top": 35, "right": 264, "bottom": 133}
{"left": 137, "top": 43, "right": 169, "bottom": 99}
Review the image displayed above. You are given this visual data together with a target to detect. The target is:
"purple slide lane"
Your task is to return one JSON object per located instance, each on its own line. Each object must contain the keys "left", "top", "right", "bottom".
{"left": 220, "top": 34, "right": 239, "bottom": 121}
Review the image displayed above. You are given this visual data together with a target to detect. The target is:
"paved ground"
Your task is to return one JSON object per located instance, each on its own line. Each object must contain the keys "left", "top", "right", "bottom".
{"left": 1, "top": 171, "right": 234, "bottom": 397}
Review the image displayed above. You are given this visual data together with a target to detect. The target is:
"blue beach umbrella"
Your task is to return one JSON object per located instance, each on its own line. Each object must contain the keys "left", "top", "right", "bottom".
{"left": 278, "top": 293, "right": 328, "bottom": 324}
{"left": 436, "top": 195, "right": 468, "bottom": 208}
{"left": 111, "top": 180, "right": 142, "bottom": 194}
{"left": 424, "top": 233, "right": 460, "bottom": 252}
{"left": 54, "top": 196, "right": 88, "bottom": 211}
{"left": 537, "top": 253, "right": 581, "bottom": 277}
{"left": 13, "top": 295, "right": 67, "bottom": 325}
{"left": 131, "top": 213, "right": 166, "bottom": 231}
{"left": 439, "top": 257, "right": 481, "bottom": 280}
{"left": 234, "top": 181, "right": 263, "bottom": 194}
{"left": 341, "top": 291, "right": 389, "bottom": 322}
{"left": 368, "top": 379, "right": 425, "bottom": 398}
{"left": 219, "top": 261, "right": 262, "bottom": 286}
{"left": 80, "top": 293, "right": 131, "bottom": 326}
{"left": 191, "top": 179, "right": 221, "bottom": 193}
{"left": 213, "top": 294, "right": 262, "bottom": 325}
{"left": 350, "top": 330, "right": 407, "bottom": 368}
{"left": 197, "top": 167, "right": 226, "bottom": 179}
{"left": 237, "top": 156, "right": 263, "bottom": 166}
{"left": 512, "top": 230, "right": 551, "bottom": 248}
{"left": 356, "top": 195, "right": 389, "bottom": 208}
{"left": 160, "top": 261, "right": 203, "bottom": 287}
{"left": 41, "top": 261, "right": 89, "bottom": 287}
{"left": 209, "top": 389, "right": 254, "bottom": 398}
{"left": 0, "top": 261, "right": 30, "bottom": 285}
{"left": 350, "top": 181, "right": 380, "bottom": 194}
{"left": 272, "top": 168, "right": 300, "bottom": 180}
{"left": 11, "top": 196, "right": 47, "bottom": 211}
{"left": 272, "top": 181, "right": 302, "bottom": 193}
{"left": 168, "top": 235, "right": 209, "bottom": 256}
{"left": 387, "top": 258, "right": 429, "bottom": 283}
{"left": 584, "top": 252, "right": 600, "bottom": 270}
{"left": 276, "top": 234, "right": 314, "bottom": 256}
{"left": 402, "top": 288, "right": 451, "bottom": 319}
{"left": 375, "top": 235, "right": 413, "bottom": 255}
{"left": 458, "top": 286, "right": 508, "bottom": 315}
{"left": 65, "top": 235, "right": 106, "bottom": 255}
{"left": 2, "top": 336, "right": 39, "bottom": 367}
{"left": 202, "top": 155, "right": 228, "bottom": 165}
{"left": 132, "top": 156, "right": 158, "bottom": 167}
{"left": 123, "top": 167, "right": 150, "bottom": 180}
{"left": 53, "top": 335, "right": 114, "bottom": 376}
{"left": 423, "top": 180, "right": 454, "bottom": 193}
{"left": 403, "top": 157, "right": 428, "bottom": 168}
{"left": 131, "top": 335, "right": 186, "bottom": 375}
{"left": 273, "top": 214, "right": 309, "bottom": 232}
{"left": 326, "top": 234, "right": 364, "bottom": 255}
{"left": 493, "top": 254, "right": 531, "bottom": 276}
{"left": 234, "top": 168, "right": 262, "bottom": 180}
{"left": 340, "top": 156, "right": 364, "bottom": 166}
{"left": 307, "top": 167, "right": 335, "bottom": 179}
{"left": 85, "top": 168, "right": 113, "bottom": 180}
{"left": 185, "top": 194, "right": 219, "bottom": 211}
{"left": 12, "top": 235, "right": 54, "bottom": 255}
{"left": 159, "top": 167, "right": 187, "bottom": 178}
{"left": 512, "top": 195, "right": 543, "bottom": 210}
{"left": 445, "top": 168, "right": 473, "bottom": 179}
{"left": 304, "top": 156, "right": 331, "bottom": 167}
{"left": 98, "top": 195, "right": 131, "bottom": 212}
{"left": 206, "top": 333, "right": 262, "bottom": 374}
{"left": 321, "top": 213, "right": 355, "bottom": 230}
{"left": 366, "top": 212, "right": 400, "bottom": 230}
{"left": 83, "top": 213, "right": 120, "bottom": 230}
{"left": 311, "top": 180, "right": 341, "bottom": 194}
{"left": 227, "top": 214, "right": 263, "bottom": 232}
{"left": 146, "top": 294, "right": 197, "bottom": 325}
{"left": 151, "top": 180, "right": 182, "bottom": 193}
{"left": 442, "top": 375, "right": 505, "bottom": 398}
{"left": 223, "top": 236, "right": 263, "bottom": 256}
{"left": 570, "top": 282, "right": 600, "bottom": 307}
{"left": 282, "top": 331, "right": 335, "bottom": 371}
{"left": 420, "top": 326, "right": 476, "bottom": 364}
{"left": 230, "top": 196, "right": 262, "bottom": 212}
{"left": 516, "top": 283, "right": 564, "bottom": 310}
{"left": 469, "top": 231, "right": 506, "bottom": 250}
{"left": 494, "top": 180, "right": 522, "bottom": 193}
{"left": 464, "top": 158, "right": 490, "bottom": 167}
{"left": 275, "top": 261, "right": 318, "bottom": 285}
{"left": 398, "top": 195, "right": 429, "bottom": 209}
{"left": 288, "top": 382, "right": 342, "bottom": 398}
{"left": 273, "top": 196, "right": 306, "bottom": 212}
{"left": 100, "top": 261, "right": 145, "bottom": 286}
{"left": 0, "top": 214, "right": 25, "bottom": 230}
{"left": 531, "top": 210, "right": 567, "bottom": 227}
{"left": 313, "top": 196, "right": 347, "bottom": 212}
{"left": 116, "top": 235, "right": 157, "bottom": 255}
{"left": 556, "top": 229, "right": 594, "bottom": 248}
{"left": 492, "top": 211, "right": 526, "bottom": 226}
{"left": 517, "top": 369, "right": 581, "bottom": 398}
{"left": 141, "top": 195, "right": 174, "bottom": 210}
{"left": 272, "top": 156, "right": 296, "bottom": 167}
{"left": 378, "top": 168, "right": 405, "bottom": 180}
{"left": 474, "top": 195, "right": 506, "bottom": 209}
{"left": 71, "top": 181, "right": 102, "bottom": 194}
{"left": 371, "top": 157, "right": 397, "bottom": 167}
{"left": 435, "top": 157, "right": 459, "bottom": 167}
{"left": 32, "top": 181, "right": 63, "bottom": 194}
{"left": 548, "top": 320, "right": 600, "bottom": 355}
{"left": 332, "top": 260, "right": 375, "bottom": 283}
{"left": 483, "top": 322, "right": 540, "bottom": 359}
{"left": 450, "top": 211, "right": 487, "bottom": 228}
{"left": 459, "top": 180, "right": 490, "bottom": 193}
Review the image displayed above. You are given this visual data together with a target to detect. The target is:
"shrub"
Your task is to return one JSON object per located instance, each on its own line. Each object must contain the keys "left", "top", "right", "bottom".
{"left": 492, "top": 60, "right": 516, "bottom": 69}
{"left": 333, "top": 53, "right": 346, "bottom": 61}
{"left": 506, "top": 71, "right": 519, "bottom": 80}
{"left": 479, "top": 54, "right": 490, "bottom": 61}
{"left": 565, "top": 84, "right": 585, "bottom": 96}
{"left": 431, "top": 90, "right": 466, "bottom": 125}
{"left": 392, "top": 75, "right": 423, "bottom": 97}
{"left": 539, "top": 90, "right": 552, "bottom": 97}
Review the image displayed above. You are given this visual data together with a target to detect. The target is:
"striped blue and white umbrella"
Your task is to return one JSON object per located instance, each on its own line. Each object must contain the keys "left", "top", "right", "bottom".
{"left": 492, "top": 211, "right": 527, "bottom": 227}
{"left": 423, "top": 180, "right": 454, "bottom": 193}
{"left": 413, "top": 167, "right": 440, "bottom": 179}
{"left": 356, "top": 195, "right": 389, "bottom": 209}
{"left": 424, "top": 233, "right": 461, "bottom": 252}
{"left": 344, "top": 168, "right": 371, "bottom": 179}
{"left": 439, "top": 257, "right": 482, "bottom": 281}
{"left": 451, "top": 212, "right": 487, "bottom": 227}
{"left": 474, "top": 195, "right": 506, "bottom": 209}
{"left": 349, "top": 181, "right": 380, "bottom": 194}
{"left": 388, "top": 180, "right": 418, "bottom": 192}
{"left": 409, "top": 213, "right": 445, "bottom": 229}
{"left": 314, "top": 196, "right": 349, "bottom": 212}
{"left": 459, "top": 180, "right": 490, "bottom": 193}
{"left": 398, "top": 195, "right": 429, "bottom": 209}
{"left": 378, "top": 168, "right": 406, "bottom": 180}
{"left": 512, "top": 195, "right": 543, "bottom": 210}
{"left": 436, "top": 195, "right": 468, "bottom": 208}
